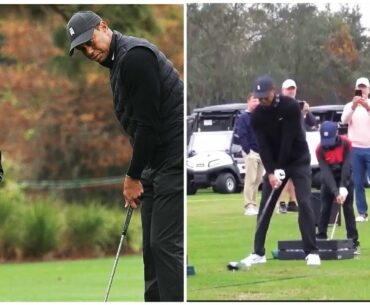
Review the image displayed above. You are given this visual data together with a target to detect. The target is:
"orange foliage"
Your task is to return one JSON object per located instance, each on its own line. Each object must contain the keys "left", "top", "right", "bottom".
{"left": 326, "top": 23, "right": 358, "bottom": 65}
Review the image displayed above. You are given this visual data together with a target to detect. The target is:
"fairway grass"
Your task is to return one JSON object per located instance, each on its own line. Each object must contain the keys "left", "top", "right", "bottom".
{"left": 0, "top": 255, "right": 144, "bottom": 301}
{"left": 187, "top": 189, "right": 370, "bottom": 301}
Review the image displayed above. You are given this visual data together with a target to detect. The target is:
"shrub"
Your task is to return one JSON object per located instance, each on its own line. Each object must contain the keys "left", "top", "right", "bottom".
{"left": 0, "top": 184, "right": 25, "bottom": 260}
{"left": 19, "top": 201, "right": 62, "bottom": 258}
{"left": 99, "top": 207, "right": 142, "bottom": 254}
{"left": 63, "top": 203, "right": 107, "bottom": 256}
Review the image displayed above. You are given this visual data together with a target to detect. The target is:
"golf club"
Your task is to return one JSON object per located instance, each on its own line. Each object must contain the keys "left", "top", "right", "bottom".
{"left": 227, "top": 180, "right": 282, "bottom": 271}
{"left": 104, "top": 205, "right": 134, "bottom": 302}
{"left": 330, "top": 209, "right": 340, "bottom": 240}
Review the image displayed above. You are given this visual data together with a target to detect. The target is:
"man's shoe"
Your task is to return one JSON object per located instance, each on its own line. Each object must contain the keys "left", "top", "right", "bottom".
{"left": 244, "top": 204, "right": 258, "bottom": 216}
{"left": 353, "top": 241, "right": 360, "bottom": 255}
{"left": 316, "top": 233, "right": 328, "bottom": 240}
{"left": 356, "top": 214, "right": 368, "bottom": 222}
{"left": 287, "top": 201, "right": 298, "bottom": 212}
{"left": 240, "top": 253, "right": 266, "bottom": 267}
{"left": 305, "top": 253, "right": 321, "bottom": 266}
{"left": 277, "top": 202, "right": 287, "bottom": 214}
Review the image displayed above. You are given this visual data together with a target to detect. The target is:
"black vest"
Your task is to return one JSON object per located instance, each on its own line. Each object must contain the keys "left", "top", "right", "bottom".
{"left": 103, "top": 31, "right": 183, "bottom": 162}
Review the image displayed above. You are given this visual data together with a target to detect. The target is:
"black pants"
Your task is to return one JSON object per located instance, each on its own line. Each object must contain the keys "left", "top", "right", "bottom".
{"left": 254, "top": 162, "right": 318, "bottom": 256}
{"left": 318, "top": 183, "right": 358, "bottom": 245}
{"left": 140, "top": 155, "right": 183, "bottom": 302}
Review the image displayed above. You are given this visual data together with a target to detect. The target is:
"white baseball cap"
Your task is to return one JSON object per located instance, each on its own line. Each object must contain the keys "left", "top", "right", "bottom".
{"left": 282, "top": 79, "right": 297, "bottom": 89}
{"left": 355, "top": 77, "right": 370, "bottom": 88}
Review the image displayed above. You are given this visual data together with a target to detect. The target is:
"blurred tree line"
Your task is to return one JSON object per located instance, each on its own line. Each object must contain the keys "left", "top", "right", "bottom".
{"left": 187, "top": 3, "right": 370, "bottom": 112}
{"left": 0, "top": 5, "right": 183, "bottom": 202}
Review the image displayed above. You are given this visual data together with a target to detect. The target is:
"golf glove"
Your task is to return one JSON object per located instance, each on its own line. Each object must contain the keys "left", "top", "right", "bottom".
{"left": 339, "top": 187, "right": 348, "bottom": 201}
{"left": 274, "top": 169, "right": 286, "bottom": 182}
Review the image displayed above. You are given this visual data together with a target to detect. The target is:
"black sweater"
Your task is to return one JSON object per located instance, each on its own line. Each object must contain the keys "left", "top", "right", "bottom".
{"left": 119, "top": 47, "right": 161, "bottom": 179}
{"left": 250, "top": 95, "right": 310, "bottom": 174}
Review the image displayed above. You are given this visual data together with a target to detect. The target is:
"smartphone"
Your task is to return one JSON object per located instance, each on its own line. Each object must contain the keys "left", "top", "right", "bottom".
{"left": 355, "top": 89, "right": 362, "bottom": 97}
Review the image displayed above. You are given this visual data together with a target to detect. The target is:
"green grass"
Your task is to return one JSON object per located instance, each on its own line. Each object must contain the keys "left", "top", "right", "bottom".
{"left": 0, "top": 255, "right": 144, "bottom": 301}
{"left": 187, "top": 189, "right": 370, "bottom": 301}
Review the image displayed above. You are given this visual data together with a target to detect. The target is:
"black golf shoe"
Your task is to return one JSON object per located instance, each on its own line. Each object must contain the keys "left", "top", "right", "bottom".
{"left": 287, "top": 201, "right": 298, "bottom": 212}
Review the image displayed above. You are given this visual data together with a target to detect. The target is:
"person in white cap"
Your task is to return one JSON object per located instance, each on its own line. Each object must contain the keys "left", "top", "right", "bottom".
{"left": 277, "top": 79, "right": 316, "bottom": 213}
{"left": 341, "top": 77, "right": 370, "bottom": 222}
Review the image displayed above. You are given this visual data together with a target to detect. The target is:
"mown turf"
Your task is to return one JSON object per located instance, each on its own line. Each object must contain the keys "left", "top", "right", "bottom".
{"left": 0, "top": 255, "right": 144, "bottom": 301}
{"left": 187, "top": 189, "right": 370, "bottom": 301}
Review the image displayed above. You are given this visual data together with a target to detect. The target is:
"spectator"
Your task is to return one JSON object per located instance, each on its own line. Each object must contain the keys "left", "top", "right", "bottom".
{"left": 316, "top": 121, "right": 360, "bottom": 254}
{"left": 277, "top": 79, "right": 316, "bottom": 213}
{"left": 341, "top": 77, "right": 370, "bottom": 222}
{"left": 236, "top": 93, "right": 264, "bottom": 216}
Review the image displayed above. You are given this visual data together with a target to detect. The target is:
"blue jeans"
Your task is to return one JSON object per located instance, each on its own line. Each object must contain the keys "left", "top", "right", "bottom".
{"left": 351, "top": 147, "right": 370, "bottom": 215}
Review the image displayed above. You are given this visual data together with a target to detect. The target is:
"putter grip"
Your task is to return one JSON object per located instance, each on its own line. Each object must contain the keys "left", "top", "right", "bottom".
{"left": 122, "top": 206, "right": 134, "bottom": 236}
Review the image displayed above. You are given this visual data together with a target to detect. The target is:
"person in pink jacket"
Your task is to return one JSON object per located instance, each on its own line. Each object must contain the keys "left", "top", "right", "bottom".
{"left": 341, "top": 77, "right": 370, "bottom": 222}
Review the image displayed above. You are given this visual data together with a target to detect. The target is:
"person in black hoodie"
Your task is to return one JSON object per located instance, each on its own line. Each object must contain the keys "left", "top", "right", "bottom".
{"left": 66, "top": 11, "right": 183, "bottom": 302}
{"left": 316, "top": 121, "right": 360, "bottom": 254}
{"left": 240, "top": 75, "right": 320, "bottom": 267}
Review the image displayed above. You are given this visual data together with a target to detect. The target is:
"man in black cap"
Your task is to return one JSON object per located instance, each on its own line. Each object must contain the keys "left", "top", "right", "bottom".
{"left": 316, "top": 121, "right": 360, "bottom": 254}
{"left": 66, "top": 11, "right": 183, "bottom": 301}
{"left": 240, "top": 75, "right": 320, "bottom": 266}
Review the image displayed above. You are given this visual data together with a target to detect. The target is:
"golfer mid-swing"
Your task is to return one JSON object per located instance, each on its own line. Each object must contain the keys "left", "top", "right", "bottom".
{"left": 66, "top": 11, "right": 183, "bottom": 301}
{"left": 241, "top": 75, "right": 320, "bottom": 266}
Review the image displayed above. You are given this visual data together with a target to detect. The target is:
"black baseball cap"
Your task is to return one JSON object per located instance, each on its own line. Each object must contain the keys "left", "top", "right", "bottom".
{"left": 66, "top": 11, "right": 102, "bottom": 56}
{"left": 253, "top": 75, "right": 274, "bottom": 98}
{"left": 320, "top": 121, "right": 338, "bottom": 146}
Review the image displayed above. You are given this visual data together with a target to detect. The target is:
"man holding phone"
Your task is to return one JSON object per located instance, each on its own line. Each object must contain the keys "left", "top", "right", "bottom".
{"left": 341, "top": 77, "right": 370, "bottom": 222}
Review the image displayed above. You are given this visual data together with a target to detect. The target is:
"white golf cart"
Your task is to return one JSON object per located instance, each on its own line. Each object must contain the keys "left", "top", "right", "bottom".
{"left": 187, "top": 103, "right": 246, "bottom": 195}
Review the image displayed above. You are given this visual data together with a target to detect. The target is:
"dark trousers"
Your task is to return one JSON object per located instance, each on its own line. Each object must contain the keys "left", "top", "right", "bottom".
{"left": 140, "top": 155, "right": 184, "bottom": 302}
{"left": 254, "top": 162, "right": 318, "bottom": 256}
{"left": 318, "top": 183, "right": 358, "bottom": 245}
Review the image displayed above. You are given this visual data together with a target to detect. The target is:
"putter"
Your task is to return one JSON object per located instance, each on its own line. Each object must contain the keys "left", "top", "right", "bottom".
{"left": 104, "top": 205, "right": 134, "bottom": 302}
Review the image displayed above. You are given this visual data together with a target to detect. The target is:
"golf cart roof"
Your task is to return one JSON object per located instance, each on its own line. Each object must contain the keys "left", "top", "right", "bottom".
{"left": 194, "top": 103, "right": 246, "bottom": 113}
{"left": 309, "top": 104, "right": 344, "bottom": 113}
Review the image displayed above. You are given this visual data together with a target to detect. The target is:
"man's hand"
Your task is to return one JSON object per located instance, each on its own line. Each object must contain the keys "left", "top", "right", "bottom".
{"left": 123, "top": 175, "right": 143, "bottom": 209}
{"left": 302, "top": 101, "right": 310, "bottom": 116}
{"left": 358, "top": 98, "right": 370, "bottom": 111}
{"left": 336, "top": 194, "right": 345, "bottom": 205}
{"left": 268, "top": 173, "right": 281, "bottom": 190}
{"left": 337, "top": 186, "right": 348, "bottom": 204}
{"left": 352, "top": 96, "right": 362, "bottom": 110}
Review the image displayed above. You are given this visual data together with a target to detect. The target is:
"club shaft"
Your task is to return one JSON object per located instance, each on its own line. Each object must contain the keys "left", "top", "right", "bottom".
{"left": 330, "top": 210, "right": 340, "bottom": 240}
{"left": 256, "top": 188, "right": 276, "bottom": 233}
{"left": 104, "top": 206, "right": 134, "bottom": 302}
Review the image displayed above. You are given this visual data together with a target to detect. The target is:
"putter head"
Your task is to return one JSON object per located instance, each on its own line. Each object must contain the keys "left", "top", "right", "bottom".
{"left": 227, "top": 261, "right": 250, "bottom": 271}
{"left": 227, "top": 261, "right": 240, "bottom": 271}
